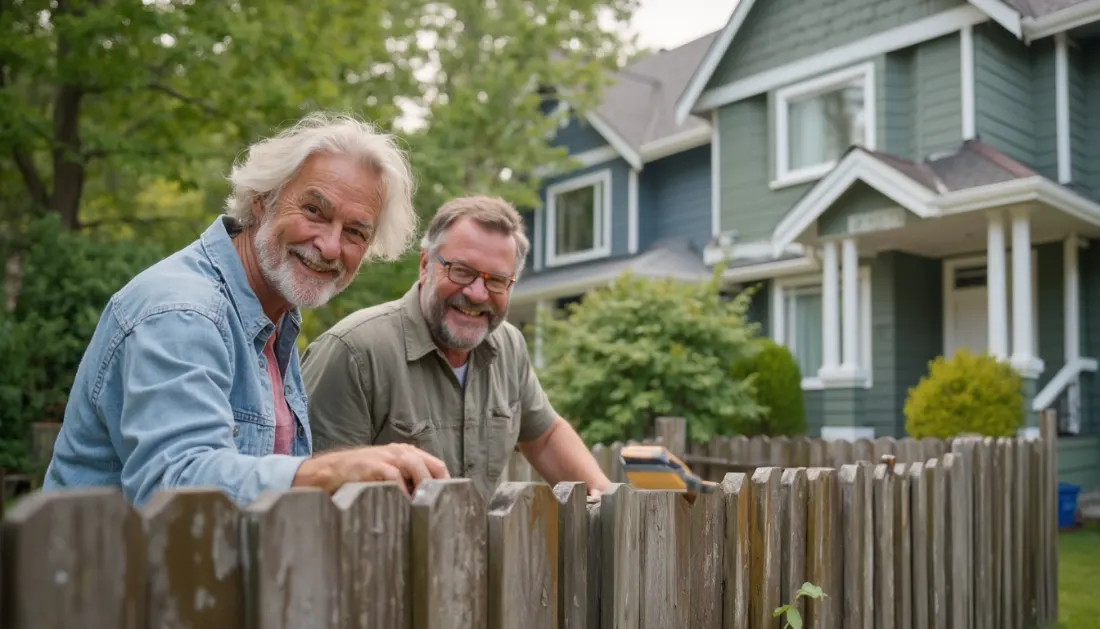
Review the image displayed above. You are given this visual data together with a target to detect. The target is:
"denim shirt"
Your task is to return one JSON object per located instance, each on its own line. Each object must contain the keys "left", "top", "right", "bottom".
{"left": 43, "top": 216, "right": 313, "bottom": 508}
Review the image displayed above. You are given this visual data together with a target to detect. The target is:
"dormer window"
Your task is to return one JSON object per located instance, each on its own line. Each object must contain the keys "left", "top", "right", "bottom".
{"left": 773, "top": 62, "right": 876, "bottom": 188}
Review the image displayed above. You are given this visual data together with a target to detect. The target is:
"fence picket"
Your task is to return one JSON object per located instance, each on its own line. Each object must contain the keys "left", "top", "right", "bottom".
{"left": 1, "top": 489, "right": 145, "bottom": 628}
{"left": 722, "top": 473, "right": 752, "bottom": 629}
{"left": 689, "top": 490, "right": 724, "bottom": 629}
{"left": 805, "top": 468, "right": 841, "bottom": 629}
{"left": 553, "top": 482, "right": 588, "bottom": 629}
{"left": 142, "top": 489, "right": 243, "bottom": 629}
{"left": 874, "top": 464, "right": 896, "bottom": 629}
{"left": 750, "top": 467, "right": 782, "bottom": 629}
{"left": 488, "top": 482, "right": 558, "bottom": 629}
{"left": 780, "top": 468, "right": 808, "bottom": 623}
{"left": 333, "top": 482, "right": 410, "bottom": 629}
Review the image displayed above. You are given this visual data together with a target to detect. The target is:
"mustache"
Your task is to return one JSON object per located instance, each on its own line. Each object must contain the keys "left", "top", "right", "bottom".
{"left": 288, "top": 244, "right": 344, "bottom": 274}
{"left": 447, "top": 293, "right": 496, "bottom": 315}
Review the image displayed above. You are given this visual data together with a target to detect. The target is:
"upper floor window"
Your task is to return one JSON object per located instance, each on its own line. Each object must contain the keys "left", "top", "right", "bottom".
{"left": 773, "top": 62, "right": 876, "bottom": 188}
{"left": 545, "top": 169, "right": 612, "bottom": 267}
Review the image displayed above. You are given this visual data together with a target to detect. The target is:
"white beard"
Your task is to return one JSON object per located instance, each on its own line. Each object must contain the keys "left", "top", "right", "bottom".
{"left": 253, "top": 218, "right": 347, "bottom": 309}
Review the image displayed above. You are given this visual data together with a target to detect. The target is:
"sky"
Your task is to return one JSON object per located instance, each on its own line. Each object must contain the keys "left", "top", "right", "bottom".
{"left": 627, "top": 0, "right": 738, "bottom": 50}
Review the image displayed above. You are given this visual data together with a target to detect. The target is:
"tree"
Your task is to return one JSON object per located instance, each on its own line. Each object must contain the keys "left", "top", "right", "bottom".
{"left": 534, "top": 271, "right": 766, "bottom": 445}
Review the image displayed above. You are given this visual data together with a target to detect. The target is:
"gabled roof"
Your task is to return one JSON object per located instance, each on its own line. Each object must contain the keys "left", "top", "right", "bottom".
{"left": 770, "top": 139, "right": 1100, "bottom": 256}
{"left": 560, "top": 31, "right": 718, "bottom": 169}
{"left": 675, "top": 0, "right": 1098, "bottom": 125}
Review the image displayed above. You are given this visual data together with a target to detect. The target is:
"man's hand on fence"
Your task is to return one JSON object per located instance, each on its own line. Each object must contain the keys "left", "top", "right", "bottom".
{"left": 292, "top": 443, "right": 450, "bottom": 496}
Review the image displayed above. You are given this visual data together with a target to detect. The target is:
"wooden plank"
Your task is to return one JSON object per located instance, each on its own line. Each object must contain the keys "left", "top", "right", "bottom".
{"left": 874, "top": 464, "right": 896, "bottom": 629}
{"left": 974, "top": 438, "right": 994, "bottom": 629}
{"left": 909, "top": 462, "right": 929, "bottom": 629}
{"left": 334, "top": 482, "right": 411, "bottom": 629}
{"left": 553, "top": 482, "right": 589, "bottom": 629}
{"left": 894, "top": 464, "right": 912, "bottom": 629}
{"left": 1019, "top": 439, "right": 1036, "bottom": 628}
{"left": 488, "top": 483, "right": 558, "bottom": 629}
{"left": 722, "top": 473, "right": 752, "bottom": 629}
{"left": 655, "top": 417, "right": 687, "bottom": 457}
{"left": 1, "top": 489, "right": 145, "bottom": 628}
{"left": 874, "top": 437, "right": 897, "bottom": 461}
{"left": 600, "top": 483, "right": 641, "bottom": 628}
{"left": 927, "top": 459, "right": 948, "bottom": 629}
{"left": 749, "top": 438, "right": 771, "bottom": 469}
{"left": 829, "top": 440, "right": 853, "bottom": 468}
{"left": 610, "top": 443, "right": 625, "bottom": 484}
{"left": 945, "top": 452, "right": 971, "bottom": 629}
{"left": 853, "top": 439, "right": 874, "bottom": 463}
{"left": 689, "top": 489, "right": 725, "bottom": 629}
{"left": 1030, "top": 438, "right": 1045, "bottom": 625}
{"left": 244, "top": 488, "right": 340, "bottom": 629}
{"left": 586, "top": 498, "right": 602, "bottom": 629}
{"left": 591, "top": 444, "right": 610, "bottom": 479}
{"left": 809, "top": 439, "right": 828, "bottom": 468}
{"left": 859, "top": 461, "right": 875, "bottom": 629}
{"left": 637, "top": 491, "right": 691, "bottom": 629}
{"left": 997, "top": 440, "right": 1015, "bottom": 629}
{"left": 1041, "top": 410, "right": 1059, "bottom": 625}
{"left": 750, "top": 467, "right": 782, "bottom": 629}
{"left": 780, "top": 469, "right": 808, "bottom": 624}
{"left": 990, "top": 442, "right": 1004, "bottom": 629}
{"left": 410, "top": 479, "right": 488, "bottom": 629}
{"left": 949, "top": 438, "right": 978, "bottom": 629}
{"left": 792, "top": 437, "right": 812, "bottom": 467}
{"left": 1013, "top": 441, "right": 1026, "bottom": 629}
{"left": 805, "top": 468, "right": 841, "bottom": 629}
{"left": 839, "top": 464, "right": 870, "bottom": 629}
{"left": 771, "top": 436, "right": 791, "bottom": 466}
{"left": 142, "top": 489, "right": 244, "bottom": 629}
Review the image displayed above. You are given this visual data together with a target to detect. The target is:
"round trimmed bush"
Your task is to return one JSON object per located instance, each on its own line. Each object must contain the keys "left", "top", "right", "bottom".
{"left": 903, "top": 348, "right": 1024, "bottom": 439}
{"left": 729, "top": 337, "right": 807, "bottom": 437}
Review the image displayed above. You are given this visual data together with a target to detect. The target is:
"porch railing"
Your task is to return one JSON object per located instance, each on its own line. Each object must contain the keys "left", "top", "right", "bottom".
{"left": 1033, "top": 356, "right": 1097, "bottom": 434}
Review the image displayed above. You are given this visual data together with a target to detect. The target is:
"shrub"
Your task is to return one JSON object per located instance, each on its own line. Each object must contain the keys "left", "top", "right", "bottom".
{"left": 729, "top": 337, "right": 806, "bottom": 437}
{"left": 535, "top": 270, "right": 765, "bottom": 445}
{"left": 903, "top": 348, "right": 1024, "bottom": 439}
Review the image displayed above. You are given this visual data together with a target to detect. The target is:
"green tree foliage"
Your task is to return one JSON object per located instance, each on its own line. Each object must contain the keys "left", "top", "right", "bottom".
{"left": 903, "top": 348, "right": 1025, "bottom": 439}
{"left": 0, "top": 214, "right": 164, "bottom": 471}
{"left": 730, "top": 337, "right": 807, "bottom": 437}
{"left": 535, "top": 271, "right": 765, "bottom": 445}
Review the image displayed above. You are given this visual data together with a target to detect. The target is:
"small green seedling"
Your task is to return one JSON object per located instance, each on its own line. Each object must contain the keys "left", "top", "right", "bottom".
{"left": 773, "top": 582, "right": 826, "bottom": 629}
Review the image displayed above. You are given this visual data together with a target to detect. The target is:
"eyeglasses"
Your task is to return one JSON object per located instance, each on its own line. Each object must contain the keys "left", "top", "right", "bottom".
{"left": 436, "top": 255, "right": 515, "bottom": 294}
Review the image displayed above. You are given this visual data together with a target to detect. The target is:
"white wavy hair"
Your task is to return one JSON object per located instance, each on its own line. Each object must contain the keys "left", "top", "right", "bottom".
{"left": 224, "top": 112, "right": 418, "bottom": 262}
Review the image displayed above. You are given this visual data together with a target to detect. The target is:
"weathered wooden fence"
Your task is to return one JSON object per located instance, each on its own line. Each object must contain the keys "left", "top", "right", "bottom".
{"left": 0, "top": 413, "right": 1060, "bottom": 628}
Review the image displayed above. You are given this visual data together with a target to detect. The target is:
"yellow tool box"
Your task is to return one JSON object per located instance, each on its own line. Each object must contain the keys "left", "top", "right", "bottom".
{"left": 619, "top": 444, "right": 717, "bottom": 496}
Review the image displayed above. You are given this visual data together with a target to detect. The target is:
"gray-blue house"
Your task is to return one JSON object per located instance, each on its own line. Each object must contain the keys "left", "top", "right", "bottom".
{"left": 513, "top": 0, "right": 1100, "bottom": 490}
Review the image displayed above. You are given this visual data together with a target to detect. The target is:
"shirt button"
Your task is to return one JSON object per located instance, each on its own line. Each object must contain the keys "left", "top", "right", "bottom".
{"left": 232, "top": 425, "right": 241, "bottom": 437}
{"left": 297, "top": 425, "right": 304, "bottom": 438}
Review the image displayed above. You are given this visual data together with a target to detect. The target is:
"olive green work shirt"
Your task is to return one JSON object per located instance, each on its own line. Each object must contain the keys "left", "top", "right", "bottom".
{"left": 299, "top": 283, "right": 558, "bottom": 500}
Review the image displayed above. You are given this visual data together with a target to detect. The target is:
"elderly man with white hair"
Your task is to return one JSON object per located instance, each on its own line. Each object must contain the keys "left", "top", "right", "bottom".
{"left": 42, "top": 112, "right": 450, "bottom": 508}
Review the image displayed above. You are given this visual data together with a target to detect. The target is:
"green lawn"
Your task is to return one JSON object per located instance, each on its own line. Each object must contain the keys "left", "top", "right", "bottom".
{"left": 1056, "top": 525, "right": 1100, "bottom": 628}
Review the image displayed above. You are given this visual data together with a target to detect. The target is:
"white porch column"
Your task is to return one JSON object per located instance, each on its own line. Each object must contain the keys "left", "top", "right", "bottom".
{"left": 1010, "top": 209, "right": 1043, "bottom": 377}
{"left": 840, "top": 238, "right": 860, "bottom": 375}
{"left": 987, "top": 211, "right": 1009, "bottom": 359}
{"left": 1065, "top": 234, "right": 1080, "bottom": 362}
{"left": 820, "top": 240, "right": 841, "bottom": 377}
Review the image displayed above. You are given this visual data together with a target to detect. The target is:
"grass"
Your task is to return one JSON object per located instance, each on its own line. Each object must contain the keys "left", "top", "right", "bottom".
{"left": 1056, "top": 524, "right": 1100, "bottom": 628}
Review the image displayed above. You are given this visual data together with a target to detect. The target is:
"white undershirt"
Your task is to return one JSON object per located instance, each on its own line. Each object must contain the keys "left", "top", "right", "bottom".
{"left": 453, "top": 362, "right": 469, "bottom": 386}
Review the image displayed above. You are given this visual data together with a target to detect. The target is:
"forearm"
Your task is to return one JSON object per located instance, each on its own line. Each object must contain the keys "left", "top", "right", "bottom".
{"left": 519, "top": 417, "right": 611, "bottom": 491}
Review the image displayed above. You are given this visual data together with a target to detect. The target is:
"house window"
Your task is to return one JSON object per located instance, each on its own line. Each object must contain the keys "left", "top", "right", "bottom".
{"left": 545, "top": 169, "right": 612, "bottom": 266}
{"left": 771, "top": 270, "right": 873, "bottom": 389}
{"left": 773, "top": 62, "right": 876, "bottom": 188}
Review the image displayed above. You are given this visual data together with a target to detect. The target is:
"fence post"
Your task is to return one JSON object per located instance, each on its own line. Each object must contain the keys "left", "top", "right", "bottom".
{"left": 1040, "top": 409, "right": 1059, "bottom": 626}
{"left": 655, "top": 417, "right": 686, "bottom": 457}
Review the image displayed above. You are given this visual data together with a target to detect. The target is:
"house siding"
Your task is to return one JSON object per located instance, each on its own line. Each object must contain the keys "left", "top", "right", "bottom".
{"left": 1036, "top": 242, "right": 1065, "bottom": 395}
{"left": 707, "top": 0, "right": 962, "bottom": 88}
{"left": 1031, "top": 39, "right": 1058, "bottom": 182}
{"left": 890, "top": 253, "right": 943, "bottom": 437}
{"left": 1082, "top": 39, "right": 1100, "bottom": 201}
{"left": 1069, "top": 39, "right": 1091, "bottom": 190}
{"left": 537, "top": 157, "right": 633, "bottom": 269}
{"left": 882, "top": 50, "right": 915, "bottom": 158}
{"left": 913, "top": 33, "right": 962, "bottom": 159}
{"left": 817, "top": 183, "right": 915, "bottom": 237}
{"left": 649, "top": 145, "right": 713, "bottom": 250}
{"left": 1079, "top": 244, "right": 1100, "bottom": 436}
{"left": 973, "top": 23, "right": 1038, "bottom": 170}
{"left": 552, "top": 115, "right": 611, "bottom": 155}
{"left": 717, "top": 96, "right": 812, "bottom": 241}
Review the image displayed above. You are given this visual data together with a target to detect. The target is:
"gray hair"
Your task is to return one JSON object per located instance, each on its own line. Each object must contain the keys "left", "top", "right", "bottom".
{"left": 421, "top": 195, "right": 530, "bottom": 278}
{"left": 224, "top": 112, "right": 418, "bottom": 261}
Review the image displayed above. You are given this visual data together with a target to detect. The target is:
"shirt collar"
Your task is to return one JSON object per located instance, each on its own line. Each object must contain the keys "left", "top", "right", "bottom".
{"left": 400, "top": 282, "right": 499, "bottom": 364}
{"left": 199, "top": 216, "right": 302, "bottom": 344}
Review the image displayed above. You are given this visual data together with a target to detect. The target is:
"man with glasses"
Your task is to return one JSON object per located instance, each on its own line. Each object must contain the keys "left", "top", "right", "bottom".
{"left": 300, "top": 196, "right": 612, "bottom": 501}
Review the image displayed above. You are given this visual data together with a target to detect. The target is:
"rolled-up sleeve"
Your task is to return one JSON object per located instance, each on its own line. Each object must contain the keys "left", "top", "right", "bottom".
{"left": 518, "top": 358, "right": 558, "bottom": 443}
{"left": 300, "top": 332, "right": 375, "bottom": 452}
{"left": 105, "top": 309, "right": 307, "bottom": 508}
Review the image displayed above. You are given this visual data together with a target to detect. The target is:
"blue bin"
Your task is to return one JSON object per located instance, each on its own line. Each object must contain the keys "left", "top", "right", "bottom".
{"left": 1058, "top": 483, "right": 1081, "bottom": 529}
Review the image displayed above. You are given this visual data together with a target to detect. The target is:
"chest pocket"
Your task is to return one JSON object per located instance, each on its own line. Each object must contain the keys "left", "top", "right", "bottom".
{"left": 486, "top": 400, "right": 522, "bottom": 485}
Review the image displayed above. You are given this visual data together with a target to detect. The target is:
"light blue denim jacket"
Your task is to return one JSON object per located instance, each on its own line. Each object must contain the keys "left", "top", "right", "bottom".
{"left": 43, "top": 216, "right": 313, "bottom": 508}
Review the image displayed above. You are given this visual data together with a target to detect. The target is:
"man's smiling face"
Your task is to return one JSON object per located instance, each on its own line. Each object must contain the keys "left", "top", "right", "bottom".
{"left": 252, "top": 151, "right": 383, "bottom": 308}
{"left": 419, "top": 216, "right": 517, "bottom": 353}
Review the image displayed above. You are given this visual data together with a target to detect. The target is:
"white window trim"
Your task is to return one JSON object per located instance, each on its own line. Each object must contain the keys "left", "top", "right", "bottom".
{"left": 942, "top": 252, "right": 1039, "bottom": 359}
{"left": 771, "top": 267, "right": 873, "bottom": 391}
{"left": 772, "top": 62, "right": 877, "bottom": 190}
{"left": 544, "top": 169, "right": 613, "bottom": 267}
